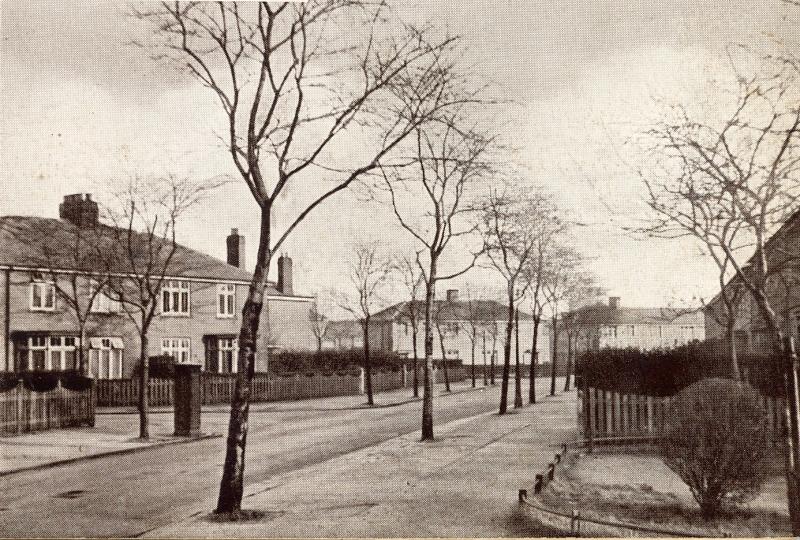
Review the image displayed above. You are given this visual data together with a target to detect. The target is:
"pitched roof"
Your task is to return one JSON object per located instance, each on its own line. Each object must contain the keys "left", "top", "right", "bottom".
{"left": 565, "top": 302, "right": 704, "bottom": 325}
{"left": 0, "top": 215, "right": 292, "bottom": 296}
{"left": 371, "top": 299, "right": 533, "bottom": 322}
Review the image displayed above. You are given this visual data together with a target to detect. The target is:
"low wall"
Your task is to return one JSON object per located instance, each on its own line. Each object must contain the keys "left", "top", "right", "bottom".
{"left": 0, "top": 380, "right": 96, "bottom": 435}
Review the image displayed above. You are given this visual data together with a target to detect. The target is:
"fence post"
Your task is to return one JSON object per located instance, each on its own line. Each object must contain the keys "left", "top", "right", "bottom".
{"left": 16, "top": 381, "right": 24, "bottom": 434}
{"left": 358, "top": 367, "right": 365, "bottom": 395}
{"left": 782, "top": 336, "right": 800, "bottom": 535}
{"left": 584, "top": 376, "right": 593, "bottom": 453}
{"left": 534, "top": 474, "right": 543, "bottom": 494}
{"left": 402, "top": 363, "right": 407, "bottom": 388}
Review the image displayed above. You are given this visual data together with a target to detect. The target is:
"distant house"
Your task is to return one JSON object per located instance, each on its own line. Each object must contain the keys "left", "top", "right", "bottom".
{"left": 0, "top": 193, "right": 315, "bottom": 378}
{"left": 557, "top": 296, "right": 705, "bottom": 361}
{"left": 323, "top": 320, "right": 363, "bottom": 350}
{"left": 705, "top": 209, "right": 800, "bottom": 354}
{"left": 359, "top": 289, "right": 551, "bottom": 367}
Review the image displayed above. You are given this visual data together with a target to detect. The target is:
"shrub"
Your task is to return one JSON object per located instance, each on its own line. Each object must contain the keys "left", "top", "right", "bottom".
{"left": 659, "top": 378, "right": 770, "bottom": 519}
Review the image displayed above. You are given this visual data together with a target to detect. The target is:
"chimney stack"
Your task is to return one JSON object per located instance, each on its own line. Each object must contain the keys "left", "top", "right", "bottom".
{"left": 59, "top": 194, "right": 99, "bottom": 228}
{"left": 226, "top": 228, "right": 246, "bottom": 269}
{"left": 609, "top": 296, "right": 620, "bottom": 310}
{"left": 277, "top": 253, "right": 293, "bottom": 295}
{"left": 446, "top": 289, "right": 459, "bottom": 303}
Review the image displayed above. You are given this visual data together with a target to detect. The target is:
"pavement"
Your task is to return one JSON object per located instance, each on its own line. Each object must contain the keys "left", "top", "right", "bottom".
{"left": 0, "top": 377, "right": 575, "bottom": 538}
{"left": 146, "top": 382, "right": 578, "bottom": 538}
{"left": 0, "top": 380, "right": 478, "bottom": 476}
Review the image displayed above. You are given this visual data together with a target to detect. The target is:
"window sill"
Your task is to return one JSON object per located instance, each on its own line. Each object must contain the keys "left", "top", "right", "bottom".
{"left": 216, "top": 314, "right": 236, "bottom": 319}
{"left": 29, "top": 307, "right": 56, "bottom": 313}
{"left": 160, "top": 312, "right": 191, "bottom": 318}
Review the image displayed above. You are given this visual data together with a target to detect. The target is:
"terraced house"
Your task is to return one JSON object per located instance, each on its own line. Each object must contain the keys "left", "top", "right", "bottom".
{"left": 0, "top": 194, "right": 315, "bottom": 378}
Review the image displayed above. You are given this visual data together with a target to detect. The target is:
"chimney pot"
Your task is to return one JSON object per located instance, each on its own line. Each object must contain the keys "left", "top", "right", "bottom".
{"left": 609, "top": 297, "right": 620, "bottom": 309}
{"left": 226, "top": 229, "right": 246, "bottom": 269}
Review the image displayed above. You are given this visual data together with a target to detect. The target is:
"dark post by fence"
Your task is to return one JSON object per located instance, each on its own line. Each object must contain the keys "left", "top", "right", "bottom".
{"left": 782, "top": 336, "right": 800, "bottom": 535}
{"left": 534, "top": 474, "right": 543, "bottom": 494}
{"left": 583, "top": 364, "right": 593, "bottom": 453}
{"left": 174, "top": 364, "right": 201, "bottom": 437}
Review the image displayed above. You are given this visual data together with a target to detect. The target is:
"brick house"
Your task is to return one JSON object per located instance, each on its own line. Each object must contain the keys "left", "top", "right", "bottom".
{"left": 705, "top": 210, "right": 800, "bottom": 354}
{"left": 556, "top": 296, "right": 705, "bottom": 362}
{"left": 360, "top": 289, "right": 551, "bottom": 367}
{"left": 0, "top": 194, "right": 315, "bottom": 378}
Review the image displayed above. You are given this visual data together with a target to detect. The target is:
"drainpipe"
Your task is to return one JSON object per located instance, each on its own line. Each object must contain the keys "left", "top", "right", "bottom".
{"left": 4, "top": 268, "right": 10, "bottom": 372}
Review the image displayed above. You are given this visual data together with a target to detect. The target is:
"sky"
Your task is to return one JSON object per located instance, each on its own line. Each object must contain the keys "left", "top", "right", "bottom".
{"left": 1, "top": 0, "right": 799, "bottom": 310}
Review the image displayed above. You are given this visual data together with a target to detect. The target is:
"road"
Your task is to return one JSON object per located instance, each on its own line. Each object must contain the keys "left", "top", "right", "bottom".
{"left": 0, "top": 380, "right": 555, "bottom": 538}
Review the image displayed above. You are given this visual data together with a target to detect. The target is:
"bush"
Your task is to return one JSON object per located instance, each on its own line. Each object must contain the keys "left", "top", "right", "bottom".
{"left": 659, "top": 378, "right": 770, "bottom": 519}
{"left": 269, "top": 349, "right": 406, "bottom": 374}
{"left": 576, "top": 339, "right": 784, "bottom": 396}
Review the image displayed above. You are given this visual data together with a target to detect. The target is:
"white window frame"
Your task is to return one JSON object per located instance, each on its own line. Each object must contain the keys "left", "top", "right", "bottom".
{"left": 20, "top": 335, "right": 79, "bottom": 371}
{"left": 161, "top": 280, "right": 191, "bottom": 317}
{"left": 30, "top": 278, "right": 56, "bottom": 312}
{"left": 217, "top": 283, "right": 236, "bottom": 318}
{"left": 161, "top": 337, "right": 192, "bottom": 364}
{"left": 90, "top": 281, "right": 120, "bottom": 314}
{"left": 211, "top": 337, "right": 238, "bottom": 374}
{"left": 88, "top": 337, "right": 124, "bottom": 379}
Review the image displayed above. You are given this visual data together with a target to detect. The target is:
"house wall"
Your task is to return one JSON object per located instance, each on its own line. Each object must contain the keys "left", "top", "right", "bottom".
{"left": 1, "top": 269, "right": 314, "bottom": 376}
{"left": 554, "top": 320, "right": 705, "bottom": 363}
{"left": 370, "top": 318, "right": 552, "bottom": 367}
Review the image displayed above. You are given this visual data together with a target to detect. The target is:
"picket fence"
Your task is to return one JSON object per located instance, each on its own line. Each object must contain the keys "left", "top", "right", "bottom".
{"left": 578, "top": 386, "right": 786, "bottom": 443}
{"left": 0, "top": 381, "right": 96, "bottom": 435}
{"left": 96, "top": 368, "right": 414, "bottom": 407}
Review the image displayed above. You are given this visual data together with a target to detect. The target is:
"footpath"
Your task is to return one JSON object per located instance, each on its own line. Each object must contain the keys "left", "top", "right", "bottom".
{"left": 146, "top": 383, "right": 578, "bottom": 538}
{"left": 0, "top": 380, "right": 478, "bottom": 476}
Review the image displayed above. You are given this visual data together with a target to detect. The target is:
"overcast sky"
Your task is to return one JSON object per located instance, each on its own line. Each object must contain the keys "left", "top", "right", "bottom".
{"left": 1, "top": 0, "right": 798, "bottom": 309}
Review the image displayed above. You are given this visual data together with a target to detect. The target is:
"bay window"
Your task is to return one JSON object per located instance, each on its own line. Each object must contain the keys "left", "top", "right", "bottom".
{"left": 205, "top": 336, "right": 238, "bottom": 374}
{"left": 88, "top": 337, "right": 124, "bottom": 379}
{"left": 161, "top": 337, "right": 191, "bottom": 364}
{"left": 15, "top": 335, "right": 78, "bottom": 371}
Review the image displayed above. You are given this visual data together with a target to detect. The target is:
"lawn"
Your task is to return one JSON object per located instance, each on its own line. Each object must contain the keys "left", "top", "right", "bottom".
{"left": 538, "top": 449, "right": 791, "bottom": 538}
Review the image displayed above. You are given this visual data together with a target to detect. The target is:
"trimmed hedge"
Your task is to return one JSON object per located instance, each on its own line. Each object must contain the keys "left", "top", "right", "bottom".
{"left": 576, "top": 339, "right": 784, "bottom": 397}
{"left": 270, "top": 348, "right": 407, "bottom": 373}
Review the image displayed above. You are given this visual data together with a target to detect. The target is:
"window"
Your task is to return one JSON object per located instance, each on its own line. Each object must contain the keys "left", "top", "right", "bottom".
{"left": 88, "top": 337, "right": 124, "bottom": 379}
{"left": 161, "top": 280, "right": 190, "bottom": 316}
{"left": 206, "top": 337, "right": 238, "bottom": 373}
{"left": 445, "top": 322, "right": 459, "bottom": 336}
{"left": 161, "top": 337, "right": 191, "bottom": 364}
{"left": 90, "top": 282, "right": 119, "bottom": 313}
{"left": 15, "top": 335, "right": 78, "bottom": 371}
{"left": 30, "top": 278, "right": 56, "bottom": 311}
{"left": 217, "top": 284, "right": 236, "bottom": 318}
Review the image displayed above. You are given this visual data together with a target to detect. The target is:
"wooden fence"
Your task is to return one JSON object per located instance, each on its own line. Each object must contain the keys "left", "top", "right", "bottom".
{"left": 0, "top": 380, "right": 95, "bottom": 435}
{"left": 96, "top": 368, "right": 409, "bottom": 407}
{"left": 579, "top": 386, "right": 786, "bottom": 443}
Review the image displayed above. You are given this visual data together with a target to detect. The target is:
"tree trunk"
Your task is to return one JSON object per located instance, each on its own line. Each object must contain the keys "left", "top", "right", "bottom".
{"left": 563, "top": 332, "right": 573, "bottom": 392}
{"left": 726, "top": 319, "right": 741, "bottom": 381}
{"left": 78, "top": 324, "right": 87, "bottom": 375}
{"left": 438, "top": 325, "right": 451, "bottom": 392}
{"left": 529, "top": 315, "right": 539, "bottom": 404}
{"left": 421, "top": 281, "right": 436, "bottom": 441}
{"left": 216, "top": 209, "right": 270, "bottom": 515}
{"left": 138, "top": 333, "right": 149, "bottom": 440}
{"left": 514, "top": 308, "right": 522, "bottom": 409}
{"left": 411, "top": 325, "right": 419, "bottom": 398}
{"left": 471, "top": 328, "right": 476, "bottom": 388}
{"left": 363, "top": 318, "right": 374, "bottom": 406}
{"left": 482, "top": 331, "right": 488, "bottom": 386}
{"left": 550, "top": 316, "right": 558, "bottom": 396}
{"left": 499, "top": 295, "right": 514, "bottom": 415}
{"left": 317, "top": 336, "right": 322, "bottom": 352}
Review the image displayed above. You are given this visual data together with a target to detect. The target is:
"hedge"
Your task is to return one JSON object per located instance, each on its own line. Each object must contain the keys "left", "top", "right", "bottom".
{"left": 270, "top": 348, "right": 408, "bottom": 373}
{"left": 575, "top": 339, "right": 784, "bottom": 397}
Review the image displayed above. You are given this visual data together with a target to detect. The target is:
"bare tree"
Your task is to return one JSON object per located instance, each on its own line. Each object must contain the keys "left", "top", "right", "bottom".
{"left": 521, "top": 192, "right": 565, "bottom": 403}
{"left": 136, "top": 0, "right": 480, "bottom": 512}
{"left": 637, "top": 60, "right": 800, "bottom": 529}
{"left": 544, "top": 245, "right": 584, "bottom": 397}
{"left": 482, "top": 184, "right": 540, "bottom": 414}
{"left": 432, "top": 293, "right": 454, "bottom": 392}
{"left": 101, "top": 175, "right": 209, "bottom": 440}
{"left": 308, "top": 292, "right": 334, "bottom": 352}
{"left": 383, "top": 111, "right": 493, "bottom": 440}
{"left": 337, "top": 241, "right": 393, "bottom": 406}
{"left": 396, "top": 252, "right": 424, "bottom": 397}
{"left": 558, "top": 273, "right": 599, "bottom": 392}
{"left": 458, "top": 284, "right": 483, "bottom": 388}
